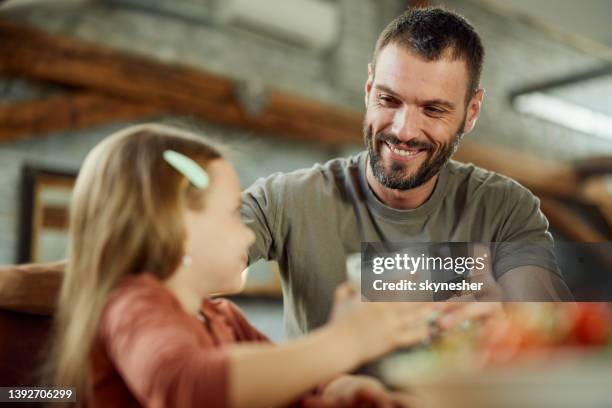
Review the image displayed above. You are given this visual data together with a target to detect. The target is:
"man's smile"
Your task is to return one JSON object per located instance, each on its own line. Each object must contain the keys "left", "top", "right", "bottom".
{"left": 381, "top": 140, "right": 430, "bottom": 164}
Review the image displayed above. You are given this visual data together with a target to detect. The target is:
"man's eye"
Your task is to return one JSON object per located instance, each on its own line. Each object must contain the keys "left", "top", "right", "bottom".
{"left": 425, "top": 106, "right": 445, "bottom": 116}
{"left": 378, "top": 94, "right": 398, "bottom": 106}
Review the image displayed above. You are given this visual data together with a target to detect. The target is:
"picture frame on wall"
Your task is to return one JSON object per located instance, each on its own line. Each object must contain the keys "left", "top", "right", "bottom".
{"left": 17, "top": 165, "right": 75, "bottom": 265}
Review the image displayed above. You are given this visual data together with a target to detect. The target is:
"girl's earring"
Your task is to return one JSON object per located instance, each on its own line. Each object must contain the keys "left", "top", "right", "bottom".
{"left": 183, "top": 255, "right": 192, "bottom": 266}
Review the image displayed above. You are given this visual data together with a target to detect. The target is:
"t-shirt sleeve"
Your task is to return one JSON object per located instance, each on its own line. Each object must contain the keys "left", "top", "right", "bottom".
{"left": 493, "top": 183, "right": 561, "bottom": 279}
{"left": 241, "top": 174, "right": 282, "bottom": 265}
{"left": 100, "top": 290, "right": 230, "bottom": 408}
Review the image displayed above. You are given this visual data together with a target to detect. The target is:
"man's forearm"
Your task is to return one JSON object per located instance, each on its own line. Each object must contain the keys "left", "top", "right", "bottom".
{"left": 499, "top": 266, "right": 573, "bottom": 301}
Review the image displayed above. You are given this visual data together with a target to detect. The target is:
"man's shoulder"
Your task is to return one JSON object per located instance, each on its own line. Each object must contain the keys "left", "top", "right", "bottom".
{"left": 446, "top": 159, "right": 536, "bottom": 202}
{"left": 245, "top": 152, "right": 364, "bottom": 196}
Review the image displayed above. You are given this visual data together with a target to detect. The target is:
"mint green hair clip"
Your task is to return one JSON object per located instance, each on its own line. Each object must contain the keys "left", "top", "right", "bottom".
{"left": 163, "top": 150, "right": 209, "bottom": 189}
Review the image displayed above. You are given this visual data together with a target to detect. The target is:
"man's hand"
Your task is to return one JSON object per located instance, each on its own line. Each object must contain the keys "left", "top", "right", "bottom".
{"left": 436, "top": 300, "right": 505, "bottom": 331}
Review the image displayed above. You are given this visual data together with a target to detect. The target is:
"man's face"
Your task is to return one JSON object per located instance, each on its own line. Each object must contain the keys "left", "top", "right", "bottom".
{"left": 364, "top": 43, "right": 482, "bottom": 190}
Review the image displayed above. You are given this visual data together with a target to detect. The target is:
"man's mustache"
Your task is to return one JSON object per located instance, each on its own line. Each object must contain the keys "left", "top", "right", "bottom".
{"left": 375, "top": 132, "right": 434, "bottom": 151}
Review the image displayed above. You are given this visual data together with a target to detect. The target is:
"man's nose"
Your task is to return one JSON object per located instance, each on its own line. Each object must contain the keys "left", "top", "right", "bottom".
{"left": 391, "top": 106, "right": 422, "bottom": 142}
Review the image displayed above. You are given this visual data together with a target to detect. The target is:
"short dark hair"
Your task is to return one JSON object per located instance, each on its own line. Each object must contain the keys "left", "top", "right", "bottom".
{"left": 373, "top": 7, "right": 484, "bottom": 103}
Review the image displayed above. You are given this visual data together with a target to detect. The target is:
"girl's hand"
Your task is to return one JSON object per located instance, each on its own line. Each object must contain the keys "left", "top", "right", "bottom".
{"left": 328, "top": 283, "right": 442, "bottom": 363}
{"left": 319, "top": 374, "right": 399, "bottom": 407}
{"left": 303, "top": 374, "right": 416, "bottom": 408}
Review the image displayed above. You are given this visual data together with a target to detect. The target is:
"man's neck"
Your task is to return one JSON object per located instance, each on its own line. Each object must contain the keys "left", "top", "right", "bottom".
{"left": 365, "top": 159, "right": 438, "bottom": 210}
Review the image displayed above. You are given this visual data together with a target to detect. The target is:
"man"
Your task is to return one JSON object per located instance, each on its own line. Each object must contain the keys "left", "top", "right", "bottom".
{"left": 241, "top": 7, "right": 568, "bottom": 338}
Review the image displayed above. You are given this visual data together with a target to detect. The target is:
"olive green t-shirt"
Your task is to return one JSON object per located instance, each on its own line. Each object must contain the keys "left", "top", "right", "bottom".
{"left": 241, "top": 151, "right": 557, "bottom": 337}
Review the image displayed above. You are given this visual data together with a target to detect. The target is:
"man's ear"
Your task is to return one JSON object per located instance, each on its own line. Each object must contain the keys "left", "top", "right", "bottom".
{"left": 463, "top": 88, "right": 485, "bottom": 134}
{"left": 365, "top": 63, "right": 374, "bottom": 108}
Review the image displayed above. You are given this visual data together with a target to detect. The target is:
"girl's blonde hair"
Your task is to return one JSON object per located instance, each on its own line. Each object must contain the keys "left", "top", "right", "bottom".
{"left": 48, "top": 124, "right": 222, "bottom": 404}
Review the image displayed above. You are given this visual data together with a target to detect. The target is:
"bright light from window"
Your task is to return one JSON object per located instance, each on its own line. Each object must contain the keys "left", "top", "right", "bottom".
{"left": 515, "top": 92, "right": 612, "bottom": 141}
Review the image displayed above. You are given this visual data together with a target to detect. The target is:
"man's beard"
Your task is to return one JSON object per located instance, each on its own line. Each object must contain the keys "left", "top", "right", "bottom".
{"left": 364, "top": 116, "right": 466, "bottom": 190}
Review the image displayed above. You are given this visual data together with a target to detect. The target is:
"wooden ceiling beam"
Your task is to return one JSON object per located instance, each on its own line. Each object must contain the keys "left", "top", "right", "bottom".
{"left": 454, "top": 140, "right": 581, "bottom": 199}
{"left": 0, "top": 19, "right": 362, "bottom": 145}
{"left": 581, "top": 177, "right": 612, "bottom": 231}
{"left": 539, "top": 197, "right": 608, "bottom": 242}
{"left": 0, "top": 92, "right": 162, "bottom": 142}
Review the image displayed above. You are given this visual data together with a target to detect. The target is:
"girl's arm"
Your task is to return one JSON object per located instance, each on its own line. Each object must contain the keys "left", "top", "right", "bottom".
{"left": 101, "top": 285, "right": 432, "bottom": 408}
{"left": 228, "top": 321, "right": 359, "bottom": 408}
{"left": 228, "top": 286, "right": 433, "bottom": 408}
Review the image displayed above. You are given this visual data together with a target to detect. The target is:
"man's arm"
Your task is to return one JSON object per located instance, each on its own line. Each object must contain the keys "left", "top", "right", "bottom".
{"left": 498, "top": 265, "right": 573, "bottom": 301}
{"left": 0, "top": 260, "right": 65, "bottom": 314}
{"left": 494, "top": 183, "right": 571, "bottom": 301}
{"left": 465, "top": 244, "right": 572, "bottom": 301}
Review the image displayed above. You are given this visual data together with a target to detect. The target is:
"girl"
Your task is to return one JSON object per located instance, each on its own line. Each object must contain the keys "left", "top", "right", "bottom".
{"left": 48, "top": 124, "right": 433, "bottom": 407}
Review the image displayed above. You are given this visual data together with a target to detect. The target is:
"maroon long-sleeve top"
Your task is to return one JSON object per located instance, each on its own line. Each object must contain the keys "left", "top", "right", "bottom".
{"left": 91, "top": 273, "right": 317, "bottom": 408}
